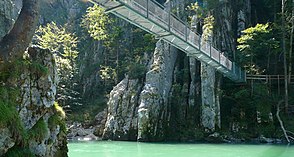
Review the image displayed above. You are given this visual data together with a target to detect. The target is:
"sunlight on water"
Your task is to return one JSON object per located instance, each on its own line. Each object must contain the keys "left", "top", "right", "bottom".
{"left": 68, "top": 141, "right": 294, "bottom": 157}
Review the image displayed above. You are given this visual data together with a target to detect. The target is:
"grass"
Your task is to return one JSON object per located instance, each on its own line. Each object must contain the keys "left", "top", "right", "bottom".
{"left": 4, "top": 146, "right": 35, "bottom": 157}
{"left": 29, "top": 61, "right": 49, "bottom": 77}
{"left": 48, "top": 102, "right": 67, "bottom": 133}
{"left": 0, "top": 101, "right": 16, "bottom": 127}
{"left": 28, "top": 118, "right": 49, "bottom": 142}
{"left": 48, "top": 113, "right": 66, "bottom": 133}
{"left": 0, "top": 86, "right": 26, "bottom": 143}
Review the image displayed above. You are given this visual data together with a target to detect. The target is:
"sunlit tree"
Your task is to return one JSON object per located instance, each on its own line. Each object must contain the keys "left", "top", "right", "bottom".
{"left": 81, "top": 4, "right": 110, "bottom": 40}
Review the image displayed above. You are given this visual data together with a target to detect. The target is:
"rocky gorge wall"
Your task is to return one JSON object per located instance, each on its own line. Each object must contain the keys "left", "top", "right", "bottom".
{"left": 0, "top": 46, "right": 68, "bottom": 156}
{"left": 102, "top": 39, "right": 178, "bottom": 141}
{"left": 0, "top": 0, "right": 67, "bottom": 156}
{"left": 100, "top": 0, "right": 252, "bottom": 142}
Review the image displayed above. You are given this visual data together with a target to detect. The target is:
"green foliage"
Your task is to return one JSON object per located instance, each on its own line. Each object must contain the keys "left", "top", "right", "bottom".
{"left": 186, "top": 2, "right": 206, "bottom": 20}
{"left": 0, "top": 85, "right": 27, "bottom": 143}
{"left": 222, "top": 82, "right": 285, "bottom": 138}
{"left": 202, "top": 15, "right": 215, "bottom": 41}
{"left": 0, "top": 101, "right": 17, "bottom": 128}
{"left": 0, "top": 59, "right": 28, "bottom": 82}
{"left": 35, "top": 22, "right": 81, "bottom": 109}
{"left": 237, "top": 23, "right": 279, "bottom": 74}
{"left": 48, "top": 114, "right": 66, "bottom": 134}
{"left": 34, "top": 22, "right": 79, "bottom": 99}
{"left": 29, "top": 61, "right": 49, "bottom": 77}
{"left": 238, "top": 23, "right": 270, "bottom": 51}
{"left": 67, "top": 96, "right": 107, "bottom": 124}
{"left": 0, "top": 59, "right": 48, "bottom": 82}
{"left": 28, "top": 118, "right": 49, "bottom": 142}
{"left": 34, "top": 22, "right": 79, "bottom": 78}
{"left": 257, "top": 122, "right": 276, "bottom": 137}
{"left": 99, "top": 65, "right": 117, "bottom": 81}
{"left": 98, "top": 25, "right": 155, "bottom": 84}
{"left": 50, "top": 102, "right": 67, "bottom": 133}
{"left": 35, "top": 22, "right": 79, "bottom": 59}
{"left": 81, "top": 4, "right": 110, "bottom": 40}
{"left": 4, "top": 146, "right": 35, "bottom": 157}
{"left": 127, "top": 63, "right": 146, "bottom": 79}
{"left": 54, "top": 102, "right": 66, "bottom": 118}
{"left": 48, "top": 114, "right": 59, "bottom": 130}
{"left": 186, "top": 1, "right": 218, "bottom": 24}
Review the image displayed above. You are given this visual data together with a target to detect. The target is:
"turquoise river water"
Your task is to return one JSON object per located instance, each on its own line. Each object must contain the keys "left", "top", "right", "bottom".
{"left": 68, "top": 141, "right": 294, "bottom": 157}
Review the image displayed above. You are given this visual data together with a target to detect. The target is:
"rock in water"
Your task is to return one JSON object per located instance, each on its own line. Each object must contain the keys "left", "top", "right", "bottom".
{"left": 102, "top": 77, "right": 142, "bottom": 141}
{"left": 201, "top": 62, "right": 216, "bottom": 133}
{"left": 137, "top": 40, "right": 177, "bottom": 141}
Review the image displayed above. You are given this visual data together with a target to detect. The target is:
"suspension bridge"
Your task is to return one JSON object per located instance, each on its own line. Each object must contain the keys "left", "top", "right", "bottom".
{"left": 93, "top": 0, "right": 246, "bottom": 82}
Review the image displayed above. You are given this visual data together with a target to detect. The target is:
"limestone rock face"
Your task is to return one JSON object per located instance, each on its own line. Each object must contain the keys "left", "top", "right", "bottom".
{"left": 0, "top": 47, "right": 67, "bottom": 156}
{"left": 101, "top": 40, "right": 178, "bottom": 141}
{"left": 0, "top": 0, "right": 22, "bottom": 40}
{"left": 23, "top": 47, "right": 67, "bottom": 157}
{"left": 201, "top": 63, "right": 216, "bottom": 132}
{"left": 138, "top": 40, "right": 178, "bottom": 141}
{"left": 0, "top": 128, "right": 14, "bottom": 155}
{"left": 102, "top": 77, "right": 142, "bottom": 140}
{"left": 19, "top": 47, "right": 59, "bottom": 130}
{"left": 93, "top": 109, "right": 107, "bottom": 137}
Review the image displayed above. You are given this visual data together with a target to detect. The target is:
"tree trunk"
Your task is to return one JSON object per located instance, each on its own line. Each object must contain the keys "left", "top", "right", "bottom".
{"left": 0, "top": 0, "right": 40, "bottom": 61}
{"left": 282, "top": 0, "right": 289, "bottom": 113}
{"left": 289, "top": 0, "right": 294, "bottom": 84}
{"left": 276, "top": 100, "right": 290, "bottom": 143}
{"left": 215, "top": 73, "right": 221, "bottom": 129}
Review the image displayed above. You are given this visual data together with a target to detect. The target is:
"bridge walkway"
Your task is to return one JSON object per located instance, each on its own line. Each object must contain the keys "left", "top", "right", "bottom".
{"left": 93, "top": 0, "right": 246, "bottom": 82}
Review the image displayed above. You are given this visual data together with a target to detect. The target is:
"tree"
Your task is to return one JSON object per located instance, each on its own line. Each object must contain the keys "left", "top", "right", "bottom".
{"left": 0, "top": 0, "right": 40, "bottom": 61}
{"left": 282, "top": 0, "right": 289, "bottom": 113}
{"left": 81, "top": 4, "right": 110, "bottom": 41}
{"left": 34, "top": 22, "right": 80, "bottom": 108}
{"left": 35, "top": 22, "right": 78, "bottom": 69}
{"left": 289, "top": 0, "right": 294, "bottom": 84}
{"left": 202, "top": 15, "right": 215, "bottom": 41}
{"left": 237, "top": 23, "right": 279, "bottom": 74}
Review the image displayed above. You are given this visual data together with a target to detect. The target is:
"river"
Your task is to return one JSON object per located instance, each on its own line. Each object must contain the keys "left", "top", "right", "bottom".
{"left": 68, "top": 141, "right": 294, "bottom": 157}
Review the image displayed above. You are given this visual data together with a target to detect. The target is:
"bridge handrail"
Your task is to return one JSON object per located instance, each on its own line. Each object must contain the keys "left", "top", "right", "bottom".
{"left": 99, "top": 0, "right": 245, "bottom": 81}
{"left": 130, "top": 0, "right": 239, "bottom": 74}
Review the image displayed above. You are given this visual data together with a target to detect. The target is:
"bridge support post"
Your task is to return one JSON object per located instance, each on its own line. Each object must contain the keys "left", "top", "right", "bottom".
{"left": 199, "top": 35, "right": 201, "bottom": 50}
{"left": 147, "top": 0, "right": 149, "bottom": 18}
{"left": 185, "top": 18, "right": 188, "bottom": 41}
{"left": 232, "top": 62, "right": 235, "bottom": 78}
{"left": 209, "top": 43, "right": 212, "bottom": 57}
{"left": 239, "top": 66, "right": 242, "bottom": 81}
{"left": 219, "top": 50, "right": 221, "bottom": 64}
{"left": 168, "top": 2, "right": 171, "bottom": 32}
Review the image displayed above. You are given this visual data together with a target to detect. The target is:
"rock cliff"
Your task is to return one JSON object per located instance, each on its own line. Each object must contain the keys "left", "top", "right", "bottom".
{"left": 102, "top": 40, "right": 178, "bottom": 141}
{"left": 137, "top": 40, "right": 178, "bottom": 141}
{"left": 102, "top": 77, "right": 142, "bottom": 140}
{"left": 0, "top": 47, "right": 67, "bottom": 156}
{"left": 101, "top": 0, "right": 253, "bottom": 141}
{"left": 0, "top": 0, "right": 67, "bottom": 155}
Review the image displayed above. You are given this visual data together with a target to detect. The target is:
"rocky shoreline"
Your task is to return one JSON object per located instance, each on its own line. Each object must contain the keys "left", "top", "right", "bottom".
{"left": 66, "top": 120, "right": 286, "bottom": 144}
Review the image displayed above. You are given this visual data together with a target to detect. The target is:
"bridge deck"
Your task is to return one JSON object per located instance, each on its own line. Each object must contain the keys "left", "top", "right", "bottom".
{"left": 93, "top": 0, "right": 246, "bottom": 82}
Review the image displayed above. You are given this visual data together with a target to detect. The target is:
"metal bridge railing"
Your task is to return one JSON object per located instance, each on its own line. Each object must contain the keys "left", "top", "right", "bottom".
{"left": 117, "top": 0, "right": 244, "bottom": 81}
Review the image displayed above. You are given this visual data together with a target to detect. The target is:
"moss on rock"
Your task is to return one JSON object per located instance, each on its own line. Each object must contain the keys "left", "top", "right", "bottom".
{"left": 28, "top": 118, "right": 49, "bottom": 142}
{"left": 4, "top": 146, "right": 35, "bottom": 157}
